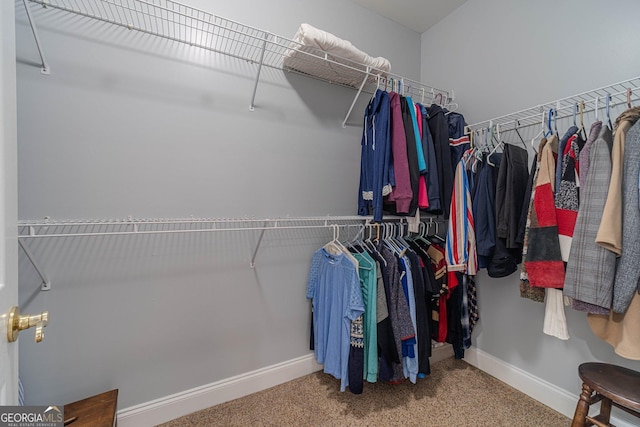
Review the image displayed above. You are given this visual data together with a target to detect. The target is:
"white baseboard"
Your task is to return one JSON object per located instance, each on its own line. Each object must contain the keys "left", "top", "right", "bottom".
{"left": 116, "top": 354, "right": 322, "bottom": 427}
{"left": 117, "top": 346, "right": 454, "bottom": 427}
{"left": 464, "top": 347, "right": 636, "bottom": 427}
{"left": 117, "top": 347, "right": 635, "bottom": 427}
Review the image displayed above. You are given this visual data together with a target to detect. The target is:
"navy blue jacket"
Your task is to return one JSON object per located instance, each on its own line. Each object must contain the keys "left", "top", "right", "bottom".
{"left": 358, "top": 90, "right": 391, "bottom": 222}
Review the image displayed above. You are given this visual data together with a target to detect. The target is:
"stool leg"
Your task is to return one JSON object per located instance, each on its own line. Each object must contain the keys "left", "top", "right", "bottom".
{"left": 571, "top": 383, "right": 593, "bottom": 427}
{"left": 599, "top": 397, "right": 612, "bottom": 425}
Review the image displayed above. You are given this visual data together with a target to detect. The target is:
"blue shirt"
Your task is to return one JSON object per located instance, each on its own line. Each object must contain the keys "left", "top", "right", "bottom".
{"left": 399, "top": 256, "right": 418, "bottom": 383}
{"left": 307, "top": 248, "right": 364, "bottom": 392}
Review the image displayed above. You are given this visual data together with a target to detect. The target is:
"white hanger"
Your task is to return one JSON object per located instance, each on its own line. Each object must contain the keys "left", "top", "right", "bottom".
{"left": 530, "top": 109, "right": 545, "bottom": 154}
{"left": 487, "top": 124, "right": 503, "bottom": 167}
{"left": 323, "top": 224, "right": 342, "bottom": 255}
{"left": 605, "top": 93, "right": 613, "bottom": 130}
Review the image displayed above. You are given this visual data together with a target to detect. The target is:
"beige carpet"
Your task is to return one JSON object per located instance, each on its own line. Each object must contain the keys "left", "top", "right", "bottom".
{"left": 159, "top": 357, "right": 571, "bottom": 426}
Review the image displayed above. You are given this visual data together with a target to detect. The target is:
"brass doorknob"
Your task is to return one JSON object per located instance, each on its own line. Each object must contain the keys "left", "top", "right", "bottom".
{"left": 7, "top": 306, "right": 48, "bottom": 343}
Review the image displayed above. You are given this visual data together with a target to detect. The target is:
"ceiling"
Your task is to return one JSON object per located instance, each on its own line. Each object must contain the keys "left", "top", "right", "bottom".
{"left": 350, "top": 0, "right": 468, "bottom": 33}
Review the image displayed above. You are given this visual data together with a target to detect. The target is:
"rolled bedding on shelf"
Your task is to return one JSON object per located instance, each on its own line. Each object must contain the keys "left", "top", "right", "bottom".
{"left": 283, "top": 23, "right": 391, "bottom": 87}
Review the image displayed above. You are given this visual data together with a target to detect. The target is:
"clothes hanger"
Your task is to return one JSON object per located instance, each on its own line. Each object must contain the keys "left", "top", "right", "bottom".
{"left": 347, "top": 230, "right": 373, "bottom": 270}
{"left": 364, "top": 223, "right": 386, "bottom": 265}
{"left": 323, "top": 224, "right": 342, "bottom": 255}
{"left": 346, "top": 224, "right": 365, "bottom": 254}
{"left": 545, "top": 108, "right": 553, "bottom": 138}
{"left": 487, "top": 123, "right": 503, "bottom": 167}
{"left": 510, "top": 120, "right": 527, "bottom": 149}
{"left": 388, "top": 223, "right": 406, "bottom": 256}
{"left": 578, "top": 101, "right": 587, "bottom": 140}
{"left": 396, "top": 221, "right": 412, "bottom": 250}
{"left": 444, "top": 101, "right": 459, "bottom": 115}
{"left": 530, "top": 110, "right": 546, "bottom": 154}
{"left": 332, "top": 224, "right": 363, "bottom": 268}
{"left": 428, "top": 220, "right": 446, "bottom": 244}
{"left": 627, "top": 88, "right": 633, "bottom": 109}
{"left": 605, "top": 93, "right": 613, "bottom": 130}
{"left": 594, "top": 96, "right": 599, "bottom": 122}
{"left": 382, "top": 223, "right": 401, "bottom": 255}
{"left": 411, "top": 221, "right": 431, "bottom": 246}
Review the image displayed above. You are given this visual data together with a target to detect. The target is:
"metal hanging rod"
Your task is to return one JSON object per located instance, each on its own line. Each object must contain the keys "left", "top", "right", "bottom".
{"left": 16, "top": 215, "right": 419, "bottom": 282}
{"left": 24, "top": 0, "right": 451, "bottom": 117}
{"left": 17, "top": 215, "right": 410, "bottom": 238}
{"left": 466, "top": 75, "right": 640, "bottom": 133}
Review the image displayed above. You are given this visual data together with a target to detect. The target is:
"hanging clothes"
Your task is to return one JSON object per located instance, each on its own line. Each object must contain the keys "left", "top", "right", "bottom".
{"left": 490, "top": 144, "right": 528, "bottom": 278}
{"left": 368, "top": 245, "right": 400, "bottom": 379}
{"left": 401, "top": 97, "right": 422, "bottom": 216}
{"left": 419, "top": 104, "right": 441, "bottom": 212}
{"left": 524, "top": 134, "right": 565, "bottom": 288}
{"left": 387, "top": 92, "right": 413, "bottom": 214}
{"left": 473, "top": 153, "right": 498, "bottom": 270}
{"left": 447, "top": 112, "right": 470, "bottom": 170}
{"left": 555, "top": 130, "right": 587, "bottom": 262}
{"left": 495, "top": 144, "right": 529, "bottom": 251}
{"left": 398, "top": 256, "right": 419, "bottom": 383}
{"left": 348, "top": 315, "right": 365, "bottom": 394}
{"left": 404, "top": 248, "right": 431, "bottom": 376}
{"left": 414, "top": 104, "right": 430, "bottom": 209}
{"left": 586, "top": 108, "right": 640, "bottom": 359}
{"left": 427, "top": 104, "right": 454, "bottom": 218}
{"left": 612, "top": 119, "right": 640, "bottom": 313}
{"left": 379, "top": 244, "right": 415, "bottom": 382}
{"left": 353, "top": 251, "right": 379, "bottom": 383}
{"left": 564, "top": 123, "right": 616, "bottom": 314}
{"left": 307, "top": 248, "right": 365, "bottom": 392}
{"left": 578, "top": 121, "right": 603, "bottom": 199}
{"left": 519, "top": 139, "right": 547, "bottom": 303}
{"left": 596, "top": 107, "right": 640, "bottom": 254}
{"left": 445, "top": 149, "right": 477, "bottom": 276}
{"left": 554, "top": 126, "right": 579, "bottom": 197}
{"left": 358, "top": 89, "right": 391, "bottom": 222}
{"left": 588, "top": 293, "right": 640, "bottom": 360}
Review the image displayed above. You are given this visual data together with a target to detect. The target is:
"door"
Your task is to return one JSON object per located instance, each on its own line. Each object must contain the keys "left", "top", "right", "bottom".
{"left": 0, "top": 0, "right": 20, "bottom": 405}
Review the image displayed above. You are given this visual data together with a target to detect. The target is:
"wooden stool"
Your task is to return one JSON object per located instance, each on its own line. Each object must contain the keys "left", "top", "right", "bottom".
{"left": 64, "top": 389, "right": 118, "bottom": 427}
{"left": 571, "top": 363, "right": 640, "bottom": 427}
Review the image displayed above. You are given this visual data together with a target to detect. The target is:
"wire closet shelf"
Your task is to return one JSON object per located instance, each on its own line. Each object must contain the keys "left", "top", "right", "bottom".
{"left": 17, "top": 216, "right": 416, "bottom": 287}
{"left": 17, "top": 216, "right": 393, "bottom": 239}
{"left": 466, "top": 75, "right": 640, "bottom": 134}
{"left": 26, "top": 0, "right": 452, "bottom": 123}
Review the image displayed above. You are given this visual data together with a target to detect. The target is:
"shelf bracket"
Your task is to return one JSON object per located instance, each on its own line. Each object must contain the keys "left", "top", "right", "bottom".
{"left": 18, "top": 239, "right": 51, "bottom": 291}
{"left": 250, "top": 220, "right": 270, "bottom": 268}
{"left": 249, "top": 32, "right": 270, "bottom": 111}
{"left": 22, "top": 0, "right": 51, "bottom": 75}
{"left": 342, "top": 67, "right": 370, "bottom": 128}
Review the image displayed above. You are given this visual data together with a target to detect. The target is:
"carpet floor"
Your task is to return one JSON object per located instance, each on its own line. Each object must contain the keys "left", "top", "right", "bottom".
{"left": 159, "top": 357, "right": 570, "bottom": 426}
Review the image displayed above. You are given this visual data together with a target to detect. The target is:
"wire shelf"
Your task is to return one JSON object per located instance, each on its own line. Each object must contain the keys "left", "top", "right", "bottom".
{"left": 26, "top": 0, "right": 451, "bottom": 116}
{"left": 16, "top": 215, "right": 409, "bottom": 238}
{"left": 466, "top": 76, "right": 640, "bottom": 133}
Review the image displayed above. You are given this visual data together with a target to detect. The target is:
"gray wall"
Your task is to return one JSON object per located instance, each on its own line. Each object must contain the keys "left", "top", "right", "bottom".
{"left": 2, "top": 0, "right": 20, "bottom": 406}
{"left": 15, "top": 0, "right": 421, "bottom": 408}
{"left": 421, "top": 0, "right": 640, "bottom": 422}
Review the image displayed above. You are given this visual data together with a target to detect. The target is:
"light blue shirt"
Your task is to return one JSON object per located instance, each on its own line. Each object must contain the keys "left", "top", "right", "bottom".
{"left": 307, "top": 248, "right": 364, "bottom": 392}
